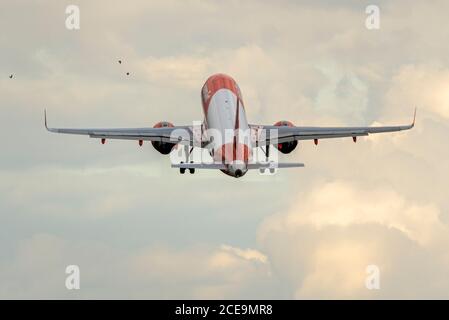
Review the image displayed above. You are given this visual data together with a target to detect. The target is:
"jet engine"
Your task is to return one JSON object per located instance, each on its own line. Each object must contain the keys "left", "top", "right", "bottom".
{"left": 151, "top": 121, "right": 177, "bottom": 154}
{"left": 273, "top": 120, "right": 298, "bottom": 154}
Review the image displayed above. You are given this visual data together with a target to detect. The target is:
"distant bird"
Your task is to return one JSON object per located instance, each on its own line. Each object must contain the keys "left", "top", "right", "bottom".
{"left": 126, "top": 72, "right": 130, "bottom": 76}
{"left": 9, "top": 74, "right": 13, "bottom": 79}
{"left": 118, "top": 60, "right": 122, "bottom": 64}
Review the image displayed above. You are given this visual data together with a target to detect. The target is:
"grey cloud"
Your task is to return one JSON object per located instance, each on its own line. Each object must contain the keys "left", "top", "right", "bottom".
{"left": 1, "top": 0, "right": 449, "bottom": 298}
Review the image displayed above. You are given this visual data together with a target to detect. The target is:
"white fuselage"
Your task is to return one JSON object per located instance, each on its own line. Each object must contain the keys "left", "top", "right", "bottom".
{"left": 201, "top": 74, "right": 252, "bottom": 177}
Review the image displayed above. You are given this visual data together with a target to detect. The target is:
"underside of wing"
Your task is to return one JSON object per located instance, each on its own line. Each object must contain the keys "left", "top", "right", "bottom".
{"left": 251, "top": 109, "right": 416, "bottom": 146}
{"left": 44, "top": 110, "right": 195, "bottom": 145}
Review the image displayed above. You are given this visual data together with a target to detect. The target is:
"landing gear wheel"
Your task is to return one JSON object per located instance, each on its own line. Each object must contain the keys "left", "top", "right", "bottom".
{"left": 189, "top": 168, "right": 195, "bottom": 174}
{"left": 180, "top": 161, "right": 185, "bottom": 174}
{"left": 259, "top": 168, "right": 266, "bottom": 174}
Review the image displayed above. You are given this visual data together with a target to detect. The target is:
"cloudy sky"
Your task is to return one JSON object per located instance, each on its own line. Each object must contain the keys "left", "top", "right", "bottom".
{"left": 1, "top": 0, "right": 449, "bottom": 299}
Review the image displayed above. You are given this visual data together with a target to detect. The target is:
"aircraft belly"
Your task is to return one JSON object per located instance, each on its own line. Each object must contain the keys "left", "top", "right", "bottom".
{"left": 205, "top": 89, "right": 251, "bottom": 164}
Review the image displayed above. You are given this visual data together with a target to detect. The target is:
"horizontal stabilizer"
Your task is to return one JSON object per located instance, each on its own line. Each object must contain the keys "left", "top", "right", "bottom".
{"left": 171, "top": 162, "right": 304, "bottom": 170}
{"left": 247, "top": 162, "right": 304, "bottom": 169}
{"left": 171, "top": 163, "right": 227, "bottom": 170}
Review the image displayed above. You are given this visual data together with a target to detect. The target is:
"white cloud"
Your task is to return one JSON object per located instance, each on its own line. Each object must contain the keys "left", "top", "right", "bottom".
{"left": 385, "top": 64, "right": 449, "bottom": 120}
{"left": 260, "top": 180, "right": 445, "bottom": 246}
{"left": 220, "top": 244, "right": 268, "bottom": 264}
{"left": 117, "top": 244, "right": 273, "bottom": 299}
{"left": 258, "top": 180, "right": 449, "bottom": 299}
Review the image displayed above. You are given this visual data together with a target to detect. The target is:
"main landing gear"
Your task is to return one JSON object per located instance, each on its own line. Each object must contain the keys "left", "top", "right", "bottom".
{"left": 179, "top": 161, "right": 195, "bottom": 174}
{"left": 259, "top": 144, "right": 274, "bottom": 174}
{"left": 180, "top": 162, "right": 186, "bottom": 174}
{"left": 179, "top": 145, "right": 195, "bottom": 174}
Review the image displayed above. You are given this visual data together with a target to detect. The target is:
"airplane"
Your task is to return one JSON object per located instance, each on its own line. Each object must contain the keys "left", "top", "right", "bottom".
{"left": 45, "top": 73, "right": 416, "bottom": 178}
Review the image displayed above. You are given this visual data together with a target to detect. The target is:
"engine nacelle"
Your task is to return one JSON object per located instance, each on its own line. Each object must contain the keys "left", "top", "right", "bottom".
{"left": 273, "top": 120, "right": 298, "bottom": 154}
{"left": 152, "top": 121, "right": 177, "bottom": 155}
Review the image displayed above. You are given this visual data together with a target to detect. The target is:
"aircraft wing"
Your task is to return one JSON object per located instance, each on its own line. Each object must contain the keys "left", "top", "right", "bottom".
{"left": 44, "top": 110, "right": 196, "bottom": 146}
{"left": 251, "top": 109, "right": 416, "bottom": 146}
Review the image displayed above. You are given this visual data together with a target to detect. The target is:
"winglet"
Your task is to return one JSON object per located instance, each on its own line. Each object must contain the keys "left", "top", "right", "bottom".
{"left": 44, "top": 109, "right": 48, "bottom": 130}
{"left": 412, "top": 107, "right": 417, "bottom": 128}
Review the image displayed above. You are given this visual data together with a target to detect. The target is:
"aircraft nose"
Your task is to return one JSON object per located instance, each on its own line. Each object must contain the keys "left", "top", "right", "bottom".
{"left": 229, "top": 162, "right": 247, "bottom": 178}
